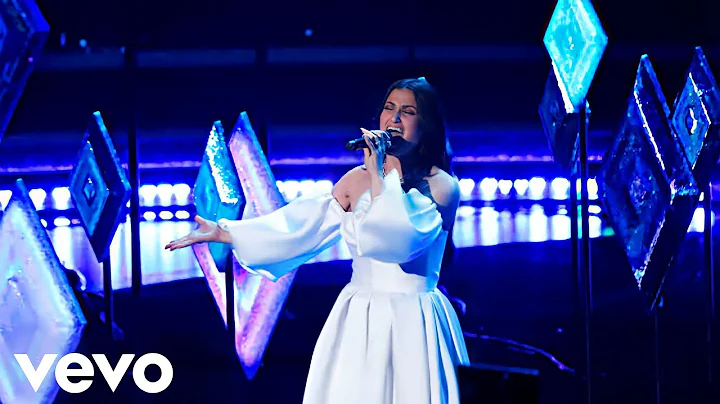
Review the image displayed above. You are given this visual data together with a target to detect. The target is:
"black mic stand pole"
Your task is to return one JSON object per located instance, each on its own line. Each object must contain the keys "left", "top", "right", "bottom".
{"left": 704, "top": 181, "right": 716, "bottom": 398}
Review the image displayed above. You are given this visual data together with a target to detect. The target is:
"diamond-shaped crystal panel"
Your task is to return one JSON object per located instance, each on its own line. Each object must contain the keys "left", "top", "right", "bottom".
{"left": 0, "top": 179, "right": 87, "bottom": 404}
{"left": 0, "top": 0, "right": 49, "bottom": 145}
{"left": 543, "top": 0, "right": 608, "bottom": 111}
{"left": 227, "top": 112, "right": 289, "bottom": 380}
{"left": 69, "top": 112, "right": 131, "bottom": 262}
{"left": 195, "top": 112, "right": 289, "bottom": 380}
{"left": 193, "top": 121, "right": 244, "bottom": 272}
{"left": 670, "top": 46, "right": 720, "bottom": 187}
{"left": 539, "top": 66, "right": 591, "bottom": 175}
{"left": 633, "top": 57, "right": 697, "bottom": 192}
{"left": 599, "top": 55, "right": 699, "bottom": 310}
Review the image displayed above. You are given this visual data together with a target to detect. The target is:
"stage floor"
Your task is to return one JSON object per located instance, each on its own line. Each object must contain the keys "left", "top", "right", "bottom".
{"left": 53, "top": 234, "right": 713, "bottom": 404}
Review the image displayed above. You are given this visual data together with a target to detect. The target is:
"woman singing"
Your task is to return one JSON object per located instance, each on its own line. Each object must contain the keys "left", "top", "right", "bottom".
{"left": 166, "top": 77, "right": 469, "bottom": 404}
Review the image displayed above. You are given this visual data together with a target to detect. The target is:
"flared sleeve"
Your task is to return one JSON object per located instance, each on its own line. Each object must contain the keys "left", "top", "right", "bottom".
{"left": 352, "top": 169, "right": 444, "bottom": 263}
{"left": 217, "top": 193, "right": 344, "bottom": 281}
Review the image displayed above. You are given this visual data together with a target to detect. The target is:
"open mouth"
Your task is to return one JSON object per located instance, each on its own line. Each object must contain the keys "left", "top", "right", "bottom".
{"left": 386, "top": 127, "right": 403, "bottom": 135}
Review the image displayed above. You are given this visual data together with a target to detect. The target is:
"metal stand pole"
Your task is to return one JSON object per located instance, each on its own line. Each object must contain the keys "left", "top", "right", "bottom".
{"left": 653, "top": 304, "right": 662, "bottom": 404}
{"left": 225, "top": 254, "right": 235, "bottom": 349}
{"left": 124, "top": 32, "right": 142, "bottom": 296}
{"left": 570, "top": 163, "right": 589, "bottom": 403}
{"left": 704, "top": 182, "right": 716, "bottom": 399}
{"left": 102, "top": 257, "right": 114, "bottom": 337}
{"left": 579, "top": 103, "right": 593, "bottom": 404}
{"left": 571, "top": 168, "right": 579, "bottom": 315}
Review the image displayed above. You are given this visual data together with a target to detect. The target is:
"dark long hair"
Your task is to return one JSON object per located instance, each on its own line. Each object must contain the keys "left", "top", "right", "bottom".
{"left": 376, "top": 78, "right": 457, "bottom": 274}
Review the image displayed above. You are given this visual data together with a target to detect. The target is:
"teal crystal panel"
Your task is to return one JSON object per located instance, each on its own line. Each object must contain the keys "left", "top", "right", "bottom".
{"left": 0, "top": 0, "right": 49, "bottom": 145}
{"left": 670, "top": 46, "right": 720, "bottom": 187}
{"left": 69, "top": 112, "right": 131, "bottom": 262}
{"left": 599, "top": 55, "right": 699, "bottom": 310}
{"left": 193, "top": 121, "right": 245, "bottom": 272}
{"left": 0, "top": 179, "right": 87, "bottom": 404}
{"left": 543, "top": 0, "right": 608, "bottom": 111}
{"left": 539, "top": 66, "right": 591, "bottom": 175}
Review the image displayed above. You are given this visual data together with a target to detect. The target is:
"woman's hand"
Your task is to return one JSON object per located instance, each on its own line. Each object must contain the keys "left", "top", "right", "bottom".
{"left": 164, "top": 215, "right": 231, "bottom": 251}
{"left": 361, "top": 128, "right": 389, "bottom": 177}
{"left": 360, "top": 128, "right": 389, "bottom": 198}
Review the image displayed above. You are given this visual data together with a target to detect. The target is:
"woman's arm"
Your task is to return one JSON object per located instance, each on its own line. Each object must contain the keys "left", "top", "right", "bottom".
{"left": 218, "top": 193, "right": 344, "bottom": 281}
{"left": 426, "top": 169, "right": 461, "bottom": 231}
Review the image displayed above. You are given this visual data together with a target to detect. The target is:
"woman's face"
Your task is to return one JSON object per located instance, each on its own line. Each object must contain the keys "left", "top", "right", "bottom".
{"left": 380, "top": 88, "right": 422, "bottom": 147}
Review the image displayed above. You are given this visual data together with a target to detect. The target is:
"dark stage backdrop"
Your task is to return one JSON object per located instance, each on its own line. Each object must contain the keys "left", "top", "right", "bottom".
{"left": 8, "top": 0, "right": 718, "bottom": 138}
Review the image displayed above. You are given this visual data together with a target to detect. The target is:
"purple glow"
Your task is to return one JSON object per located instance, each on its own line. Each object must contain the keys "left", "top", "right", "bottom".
{"left": 226, "top": 112, "right": 291, "bottom": 379}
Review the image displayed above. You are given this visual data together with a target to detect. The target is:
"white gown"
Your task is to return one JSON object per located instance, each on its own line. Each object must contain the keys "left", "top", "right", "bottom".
{"left": 218, "top": 169, "right": 470, "bottom": 404}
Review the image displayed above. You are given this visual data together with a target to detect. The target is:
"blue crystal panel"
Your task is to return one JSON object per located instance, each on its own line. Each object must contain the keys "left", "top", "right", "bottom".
{"left": 670, "top": 46, "right": 720, "bottom": 187}
{"left": 599, "top": 55, "right": 699, "bottom": 310}
{"left": 633, "top": 56, "right": 697, "bottom": 192}
{"left": 69, "top": 112, "right": 131, "bottom": 262}
{"left": 0, "top": 0, "right": 49, "bottom": 144}
{"left": 0, "top": 179, "right": 87, "bottom": 404}
{"left": 543, "top": 0, "right": 608, "bottom": 111}
{"left": 539, "top": 66, "right": 591, "bottom": 175}
{"left": 70, "top": 142, "right": 110, "bottom": 237}
{"left": 193, "top": 121, "right": 245, "bottom": 272}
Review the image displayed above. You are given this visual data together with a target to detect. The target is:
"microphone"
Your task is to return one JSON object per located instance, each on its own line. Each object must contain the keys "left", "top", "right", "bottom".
{"left": 345, "top": 130, "right": 395, "bottom": 151}
{"left": 345, "top": 138, "right": 372, "bottom": 151}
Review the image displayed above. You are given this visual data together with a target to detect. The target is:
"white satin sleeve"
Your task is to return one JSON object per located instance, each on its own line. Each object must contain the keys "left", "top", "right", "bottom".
{"left": 352, "top": 169, "right": 443, "bottom": 263}
{"left": 217, "top": 193, "right": 344, "bottom": 281}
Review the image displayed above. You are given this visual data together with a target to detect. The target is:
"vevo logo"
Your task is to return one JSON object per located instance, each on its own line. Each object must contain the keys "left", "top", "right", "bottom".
{"left": 15, "top": 353, "right": 173, "bottom": 394}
